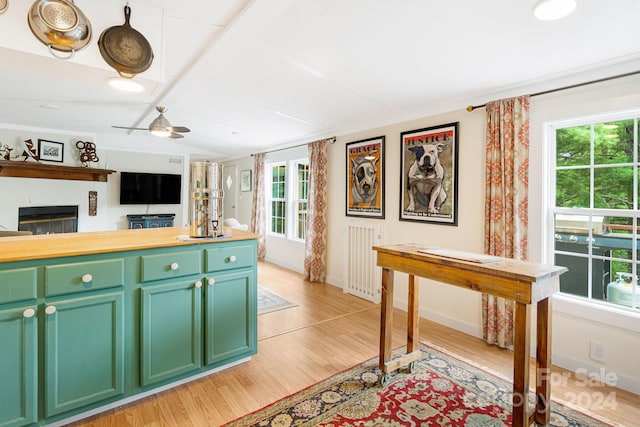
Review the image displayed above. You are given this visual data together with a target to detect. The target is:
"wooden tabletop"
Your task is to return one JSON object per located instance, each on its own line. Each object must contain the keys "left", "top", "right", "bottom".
{"left": 0, "top": 227, "right": 259, "bottom": 263}
{"left": 373, "top": 244, "right": 568, "bottom": 304}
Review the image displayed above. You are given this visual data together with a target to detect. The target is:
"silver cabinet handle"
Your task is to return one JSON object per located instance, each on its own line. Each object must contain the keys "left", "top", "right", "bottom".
{"left": 195, "top": 280, "right": 203, "bottom": 288}
{"left": 170, "top": 262, "right": 179, "bottom": 271}
{"left": 569, "top": 235, "right": 578, "bottom": 243}
{"left": 45, "top": 306, "right": 57, "bottom": 315}
{"left": 208, "top": 278, "right": 215, "bottom": 286}
{"left": 23, "top": 308, "right": 36, "bottom": 318}
{"left": 229, "top": 255, "right": 237, "bottom": 263}
{"left": 82, "top": 274, "right": 93, "bottom": 283}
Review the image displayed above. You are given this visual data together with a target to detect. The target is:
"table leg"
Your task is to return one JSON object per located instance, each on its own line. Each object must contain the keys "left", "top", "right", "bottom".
{"left": 379, "top": 267, "right": 394, "bottom": 371}
{"left": 535, "top": 297, "right": 552, "bottom": 425}
{"left": 407, "top": 274, "right": 419, "bottom": 354}
{"left": 513, "top": 302, "right": 531, "bottom": 427}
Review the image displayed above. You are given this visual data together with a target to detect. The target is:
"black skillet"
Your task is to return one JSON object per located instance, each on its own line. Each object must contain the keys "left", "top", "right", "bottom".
{"left": 98, "top": 5, "right": 154, "bottom": 78}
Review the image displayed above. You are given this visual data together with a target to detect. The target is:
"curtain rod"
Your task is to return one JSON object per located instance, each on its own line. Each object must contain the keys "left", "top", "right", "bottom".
{"left": 466, "top": 70, "right": 640, "bottom": 112}
{"left": 251, "top": 136, "right": 336, "bottom": 157}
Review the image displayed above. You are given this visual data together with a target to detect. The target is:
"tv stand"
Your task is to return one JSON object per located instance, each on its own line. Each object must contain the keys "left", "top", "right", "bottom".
{"left": 127, "top": 214, "right": 175, "bottom": 229}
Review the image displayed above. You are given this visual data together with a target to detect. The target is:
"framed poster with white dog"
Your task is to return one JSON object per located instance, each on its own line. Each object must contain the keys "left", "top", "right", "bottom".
{"left": 346, "top": 136, "right": 385, "bottom": 218}
{"left": 400, "top": 122, "right": 458, "bottom": 225}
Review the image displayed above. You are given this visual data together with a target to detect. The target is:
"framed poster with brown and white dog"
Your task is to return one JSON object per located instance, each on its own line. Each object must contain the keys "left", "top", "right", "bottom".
{"left": 346, "top": 136, "right": 385, "bottom": 218}
{"left": 400, "top": 122, "right": 458, "bottom": 225}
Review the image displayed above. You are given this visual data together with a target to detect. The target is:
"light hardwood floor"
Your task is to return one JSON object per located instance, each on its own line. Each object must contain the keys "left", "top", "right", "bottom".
{"left": 71, "top": 261, "right": 638, "bottom": 426}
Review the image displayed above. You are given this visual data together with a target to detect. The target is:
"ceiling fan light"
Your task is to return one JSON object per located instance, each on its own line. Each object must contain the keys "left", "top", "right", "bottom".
{"left": 150, "top": 128, "right": 172, "bottom": 138}
{"left": 533, "top": 0, "right": 576, "bottom": 20}
{"left": 108, "top": 77, "right": 144, "bottom": 93}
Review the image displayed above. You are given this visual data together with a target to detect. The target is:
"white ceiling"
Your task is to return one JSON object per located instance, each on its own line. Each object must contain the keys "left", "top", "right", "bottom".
{"left": 1, "top": 0, "right": 639, "bottom": 160}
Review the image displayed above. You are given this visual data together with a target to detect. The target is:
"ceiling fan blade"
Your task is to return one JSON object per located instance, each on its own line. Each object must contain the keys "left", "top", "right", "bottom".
{"left": 170, "top": 126, "right": 191, "bottom": 133}
{"left": 111, "top": 126, "right": 148, "bottom": 131}
{"left": 169, "top": 133, "right": 184, "bottom": 139}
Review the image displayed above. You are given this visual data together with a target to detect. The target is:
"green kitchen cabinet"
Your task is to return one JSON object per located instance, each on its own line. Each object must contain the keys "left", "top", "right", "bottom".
{"left": 0, "top": 231, "right": 257, "bottom": 426}
{"left": 204, "top": 269, "right": 257, "bottom": 366}
{"left": 44, "top": 291, "right": 125, "bottom": 417}
{"left": 140, "top": 278, "right": 203, "bottom": 386}
{"left": 0, "top": 305, "right": 37, "bottom": 427}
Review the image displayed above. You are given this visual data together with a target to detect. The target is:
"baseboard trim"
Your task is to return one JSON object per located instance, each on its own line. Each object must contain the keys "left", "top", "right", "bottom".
{"left": 552, "top": 353, "right": 640, "bottom": 395}
{"left": 393, "top": 297, "right": 482, "bottom": 339}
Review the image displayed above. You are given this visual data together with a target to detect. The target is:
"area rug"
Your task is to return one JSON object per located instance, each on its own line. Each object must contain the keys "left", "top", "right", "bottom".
{"left": 258, "top": 285, "right": 297, "bottom": 315}
{"left": 223, "top": 342, "right": 614, "bottom": 426}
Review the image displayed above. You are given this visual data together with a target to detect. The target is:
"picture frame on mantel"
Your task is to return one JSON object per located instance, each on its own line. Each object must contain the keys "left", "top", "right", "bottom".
{"left": 38, "top": 139, "right": 64, "bottom": 163}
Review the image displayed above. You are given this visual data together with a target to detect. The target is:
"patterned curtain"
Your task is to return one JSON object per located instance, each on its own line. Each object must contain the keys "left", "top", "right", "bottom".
{"left": 482, "top": 95, "right": 530, "bottom": 348}
{"left": 250, "top": 153, "right": 266, "bottom": 260}
{"left": 304, "top": 139, "right": 329, "bottom": 282}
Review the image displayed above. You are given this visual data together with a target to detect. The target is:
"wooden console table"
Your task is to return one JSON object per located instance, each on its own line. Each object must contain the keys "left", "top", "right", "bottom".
{"left": 373, "top": 244, "right": 567, "bottom": 427}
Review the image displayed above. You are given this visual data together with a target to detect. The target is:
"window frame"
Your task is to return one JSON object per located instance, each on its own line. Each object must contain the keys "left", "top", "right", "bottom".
{"left": 546, "top": 109, "right": 640, "bottom": 318}
{"left": 265, "top": 156, "right": 309, "bottom": 242}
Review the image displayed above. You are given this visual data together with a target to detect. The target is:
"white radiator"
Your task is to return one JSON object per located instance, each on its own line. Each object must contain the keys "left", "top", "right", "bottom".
{"left": 343, "top": 221, "right": 383, "bottom": 303}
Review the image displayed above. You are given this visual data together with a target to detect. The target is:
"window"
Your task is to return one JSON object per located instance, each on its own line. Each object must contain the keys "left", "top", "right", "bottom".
{"left": 550, "top": 111, "right": 639, "bottom": 312}
{"left": 266, "top": 158, "right": 309, "bottom": 241}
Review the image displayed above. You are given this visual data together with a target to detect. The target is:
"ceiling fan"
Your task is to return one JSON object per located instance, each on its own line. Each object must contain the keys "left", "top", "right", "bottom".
{"left": 112, "top": 106, "right": 191, "bottom": 139}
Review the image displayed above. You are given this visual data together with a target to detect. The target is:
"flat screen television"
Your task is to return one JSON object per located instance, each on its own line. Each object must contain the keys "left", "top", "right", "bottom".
{"left": 120, "top": 172, "right": 182, "bottom": 205}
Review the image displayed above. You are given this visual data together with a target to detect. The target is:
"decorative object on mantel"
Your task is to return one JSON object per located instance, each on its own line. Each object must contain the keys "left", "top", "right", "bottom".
{"left": 88, "top": 191, "right": 97, "bottom": 216}
{"left": 0, "top": 143, "right": 13, "bottom": 160}
{"left": 0, "top": 160, "right": 115, "bottom": 182}
{"left": 38, "top": 139, "right": 64, "bottom": 162}
{"left": 76, "top": 141, "right": 99, "bottom": 166}
{"left": 21, "top": 139, "right": 39, "bottom": 162}
{"left": 0, "top": 0, "right": 8, "bottom": 15}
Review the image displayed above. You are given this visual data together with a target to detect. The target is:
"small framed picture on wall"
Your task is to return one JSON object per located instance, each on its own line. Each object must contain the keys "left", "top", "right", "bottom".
{"left": 38, "top": 139, "right": 64, "bottom": 162}
{"left": 240, "top": 169, "right": 252, "bottom": 191}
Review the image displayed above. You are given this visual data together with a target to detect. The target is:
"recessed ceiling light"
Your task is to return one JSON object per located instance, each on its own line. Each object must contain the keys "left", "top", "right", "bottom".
{"left": 108, "top": 77, "right": 144, "bottom": 93}
{"left": 533, "top": 0, "right": 576, "bottom": 21}
{"left": 39, "top": 104, "right": 61, "bottom": 110}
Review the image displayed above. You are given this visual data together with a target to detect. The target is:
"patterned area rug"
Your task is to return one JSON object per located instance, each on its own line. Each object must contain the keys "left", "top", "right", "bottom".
{"left": 258, "top": 285, "right": 297, "bottom": 315}
{"left": 224, "top": 342, "right": 613, "bottom": 426}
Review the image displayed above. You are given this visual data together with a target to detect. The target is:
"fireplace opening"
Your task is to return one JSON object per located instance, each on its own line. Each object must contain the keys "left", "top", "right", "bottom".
{"left": 18, "top": 205, "right": 78, "bottom": 235}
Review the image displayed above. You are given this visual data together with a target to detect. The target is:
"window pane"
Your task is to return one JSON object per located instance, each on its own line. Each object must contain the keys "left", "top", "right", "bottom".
{"left": 296, "top": 201, "right": 307, "bottom": 239}
{"left": 594, "top": 119, "right": 634, "bottom": 165}
{"left": 556, "top": 125, "right": 590, "bottom": 167}
{"left": 556, "top": 169, "right": 590, "bottom": 208}
{"left": 594, "top": 167, "right": 633, "bottom": 209}
{"left": 297, "top": 163, "right": 309, "bottom": 199}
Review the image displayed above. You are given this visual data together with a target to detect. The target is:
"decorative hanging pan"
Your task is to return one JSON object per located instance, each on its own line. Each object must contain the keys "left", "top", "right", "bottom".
{"left": 98, "top": 5, "right": 154, "bottom": 78}
{"left": 0, "top": 0, "right": 8, "bottom": 15}
{"left": 27, "top": 0, "right": 92, "bottom": 59}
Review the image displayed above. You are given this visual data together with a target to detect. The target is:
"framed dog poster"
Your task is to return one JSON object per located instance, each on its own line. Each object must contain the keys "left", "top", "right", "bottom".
{"left": 400, "top": 122, "right": 458, "bottom": 225}
{"left": 346, "top": 136, "right": 385, "bottom": 218}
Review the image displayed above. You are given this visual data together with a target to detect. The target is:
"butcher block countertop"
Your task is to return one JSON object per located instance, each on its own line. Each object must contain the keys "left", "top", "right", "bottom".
{"left": 0, "top": 227, "right": 259, "bottom": 263}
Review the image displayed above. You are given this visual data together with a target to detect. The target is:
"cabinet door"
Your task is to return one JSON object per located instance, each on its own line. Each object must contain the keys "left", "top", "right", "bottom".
{"left": 0, "top": 306, "right": 37, "bottom": 427}
{"left": 140, "top": 279, "right": 202, "bottom": 386}
{"left": 204, "top": 269, "right": 257, "bottom": 366}
{"left": 44, "top": 292, "right": 125, "bottom": 417}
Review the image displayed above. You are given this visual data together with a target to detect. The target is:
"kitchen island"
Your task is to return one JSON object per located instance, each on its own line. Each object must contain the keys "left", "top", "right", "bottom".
{"left": 0, "top": 227, "right": 259, "bottom": 427}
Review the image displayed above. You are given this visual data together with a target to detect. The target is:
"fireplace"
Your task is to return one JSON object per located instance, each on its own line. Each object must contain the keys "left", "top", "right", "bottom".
{"left": 18, "top": 205, "right": 78, "bottom": 235}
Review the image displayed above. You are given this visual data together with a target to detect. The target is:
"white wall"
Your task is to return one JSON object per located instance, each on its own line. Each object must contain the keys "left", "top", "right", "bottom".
{"left": 243, "top": 75, "right": 640, "bottom": 394}
{"left": 0, "top": 126, "right": 188, "bottom": 231}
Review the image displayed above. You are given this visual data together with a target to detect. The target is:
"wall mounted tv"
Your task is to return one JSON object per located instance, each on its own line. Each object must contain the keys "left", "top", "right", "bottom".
{"left": 120, "top": 172, "right": 182, "bottom": 205}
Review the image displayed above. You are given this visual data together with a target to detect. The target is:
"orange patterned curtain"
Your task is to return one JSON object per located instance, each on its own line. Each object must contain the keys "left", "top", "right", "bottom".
{"left": 304, "top": 139, "right": 329, "bottom": 282}
{"left": 482, "top": 95, "right": 530, "bottom": 348}
{"left": 251, "top": 152, "right": 266, "bottom": 260}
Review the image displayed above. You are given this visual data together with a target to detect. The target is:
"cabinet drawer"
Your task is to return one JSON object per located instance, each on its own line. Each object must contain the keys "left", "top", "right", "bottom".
{"left": 140, "top": 251, "right": 201, "bottom": 283}
{"left": 45, "top": 259, "right": 125, "bottom": 297}
{"left": 0, "top": 267, "right": 37, "bottom": 304}
{"left": 205, "top": 244, "right": 255, "bottom": 272}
